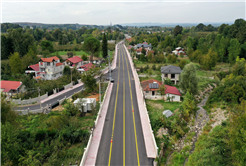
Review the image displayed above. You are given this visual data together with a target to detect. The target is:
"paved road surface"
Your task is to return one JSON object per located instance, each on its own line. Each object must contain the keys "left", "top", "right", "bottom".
{"left": 96, "top": 45, "right": 153, "bottom": 165}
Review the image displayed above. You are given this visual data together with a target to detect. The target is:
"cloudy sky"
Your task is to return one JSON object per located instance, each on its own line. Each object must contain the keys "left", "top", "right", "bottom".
{"left": 1, "top": 0, "right": 245, "bottom": 25}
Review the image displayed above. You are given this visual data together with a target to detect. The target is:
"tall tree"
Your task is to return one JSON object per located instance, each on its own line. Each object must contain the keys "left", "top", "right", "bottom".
{"left": 1, "top": 35, "right": 14, "bottom": 60}
{"left": 173, "top": 25, "right": 183, "bottom": 37}
{"left": 83, "top": 37, "right": 100, "bottom": 63}
{"left": 8, "top": 28, "right": 35, "bottom": 57}
{"left": 179, "top": 63, "right": 198, "bottom": 95}
{"left": 9, "top": 52, "right": 22, "bottom": 74}
{"left": 102, "top": 33, "right": 108, "bottom": 59}
{"left": 228, "top": 38, "right": 241, "bottom": 64}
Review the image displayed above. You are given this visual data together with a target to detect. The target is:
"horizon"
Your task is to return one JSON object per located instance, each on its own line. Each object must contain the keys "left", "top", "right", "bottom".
{"left": 2, "top": 1, "right": 245, "bottom": 25}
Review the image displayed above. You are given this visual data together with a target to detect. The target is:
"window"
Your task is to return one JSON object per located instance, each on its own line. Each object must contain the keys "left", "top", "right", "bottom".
{"left": 47, "top": 62, "right": 50, "bottom": 66}
{"left": 152, "top": 91, "right": 155, "bottom": 96}
{"left": 146, "top": 91, "right": 149, "bottom": 93}
{"left": 171, "top": 74, "right": 175, "bottom": 79}
{"left": 165, "top": 74, "right": 168, "bottom": 77}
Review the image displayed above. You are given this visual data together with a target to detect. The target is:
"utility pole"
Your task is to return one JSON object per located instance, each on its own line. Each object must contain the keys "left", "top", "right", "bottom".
{"left": 38, "top": 87, "right": 41, "bottom": 110}
{"left": 71, "top": 68, "right": 73, "bottom": 85}
{"left": 108, "top": 50, "right": 111, "bottom": 81}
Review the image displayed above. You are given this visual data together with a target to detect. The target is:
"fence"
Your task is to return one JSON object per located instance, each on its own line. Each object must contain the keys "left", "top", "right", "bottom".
{"left": 11, "top": 92, "right": 48, "bottom": 105}
{"left": 15, "top": 104, "right": 51, "bottom": 115}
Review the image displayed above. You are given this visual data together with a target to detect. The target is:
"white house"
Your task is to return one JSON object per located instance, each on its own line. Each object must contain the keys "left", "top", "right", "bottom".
{"left": 73, "top": 98, "right": 96, "bottom": 112}
{"left": 38, "top": 56, "right": 64, "bottom": 80}
{"left": 172, "top": 47, "right": 187, "bottom": 56}
{"left": 141, "top": 79, "right": 181, "bottom": 102}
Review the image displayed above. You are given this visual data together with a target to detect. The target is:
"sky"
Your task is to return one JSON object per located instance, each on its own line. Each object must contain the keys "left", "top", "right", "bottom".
{"left": 1, "top": 0, "right": 245, "bottom": 25}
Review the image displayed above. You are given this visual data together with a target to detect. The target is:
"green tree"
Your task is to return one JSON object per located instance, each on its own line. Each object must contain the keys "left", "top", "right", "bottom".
{"left": 151, "top": 37, "right": 158, "bottom": 48}
{"left": 40, "top": 40, "right": 54, "bottom": 53}
{"left": 179, "top": 63, "right": 198, "bottom": 95}
{"left": 228, "top": 38, "right": 241, "bottom": 64}
{"left": 178, "top": 59, "right": 188, "bottom": 69}
{"left": 83, "top": 37, "right": 100, "bottom": 63}
{"left": 1, "top": 95, "right": 18, "bottom": 125}
{"left": 180, "top": 91, "right": 196, "bottom": 122}
{"left": 9, "top": 52, "right": 22, "bottom": 74}
{"left": 229, "top": 100, "right": 246, "bottom": 165}
{"left": 173, "top": 25, "right": 183, "bottom": 37}
{"left": 141, "top": 47, "right": 146, "bottom": 55}
{"left": 1, "top": 35, "right": 14, "bottom": 60}
{"left": 81, "top": 67, "right": 97, "bottom": 92}
{"left": 201, "top": 49, "right": 218, "bottom": 70}
{"left": 158, "top": 84, "right": 166, "bottom": 100}
{"left": 8, "top": 28, "right": 35, "bottom": 57}
{"left": 186, "top": 37, "right": 193, "bottom": 51}
{"left": 81, "top": 54, "right": 88, "bottom": 61}
{"left": 102, "top": 33, "right": 108, "bottom": 59}
{"left": 63, "top": 66, "right": 71, "bottom": 75}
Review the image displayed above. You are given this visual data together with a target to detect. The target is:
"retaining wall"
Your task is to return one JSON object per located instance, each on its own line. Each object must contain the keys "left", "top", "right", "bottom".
{"left": 11, "top": 93, "right": 48, "bottom": 105}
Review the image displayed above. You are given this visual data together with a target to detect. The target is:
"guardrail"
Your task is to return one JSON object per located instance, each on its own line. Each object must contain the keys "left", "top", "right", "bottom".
{"left": 123, "top": 44, "right": 158, "bottom": 159}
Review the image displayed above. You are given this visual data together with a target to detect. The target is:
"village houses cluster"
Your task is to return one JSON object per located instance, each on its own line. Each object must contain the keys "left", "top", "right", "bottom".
{"left": 0, "top": 55, "right": 97, "bottom": 96}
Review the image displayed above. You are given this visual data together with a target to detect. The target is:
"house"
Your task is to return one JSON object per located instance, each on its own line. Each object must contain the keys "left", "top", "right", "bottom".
{"left": 65, "top": 56, "right": 83, "bottom": 68}
{"left": 141, "top": 79, "right": 181, "bottom": 101}
{"left": 161, "top": 65, "right": 182, "bottom": 85}
{"left": 136, "top": 47, "right": 148, "bottom": 55}
{"left": 77, "top": 63, "right": 94, "bottom": 73}
{"left": 136, "top": 42, "right": 152, "bottom": 50}
{"left": 25, "top": 63, "right": 40, "bottom": 77}
{"left": 73, "top": 98, "right": 96, "bottom": 112}
{"left": 38, "top": 56, "right": 65, "bottom": 80}
{"left": 0, "top": 80, "right": 26, "bottom": 95}
{"left": 172, "top": 47, "right": 187, "bottom": 56}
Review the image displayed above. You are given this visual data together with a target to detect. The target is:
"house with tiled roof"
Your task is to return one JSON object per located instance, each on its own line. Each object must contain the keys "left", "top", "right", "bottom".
{"left": 136, "top": 42, "right": 152, "bottom": 50}
{"left": 161, "top": 65, "right": 182, "bottom": 85}
{"left": 65, "top": 56, "right": 84, "bottom": 68}
{"left": 172, "top": 47, "right": 187, "bottom": 56}
{"left": 38, "top": 56, "right": 64, "bottom": 80}
{"left": 0, "top": 80, "right": 26, "bottom": 95}
{"left": 25, "top": 63, "right": 40, "bottom": 77}
{"left": 77, "top": 63, "right": 95, "bottom": 73}
{"left": 141, "top": 79, "right": 181, "bottom": 101}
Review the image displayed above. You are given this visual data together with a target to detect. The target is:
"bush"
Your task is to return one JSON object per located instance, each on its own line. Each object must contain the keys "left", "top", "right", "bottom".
{"left": 152, "top": 64, "right": 156, "bottom": 70}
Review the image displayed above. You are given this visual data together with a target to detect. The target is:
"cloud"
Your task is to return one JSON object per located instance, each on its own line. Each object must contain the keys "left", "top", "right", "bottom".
{"left": 1, "top": 1, "right": 245, "bottom": 25}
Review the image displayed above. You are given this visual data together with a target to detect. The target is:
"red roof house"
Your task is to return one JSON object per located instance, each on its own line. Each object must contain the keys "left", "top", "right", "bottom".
{"left": 0, "top": 80, "right": 25, "bottom": 94}
{"left": 66, "top": 56, "right": 83, "bottom": 68}
{"left": 77, "top": 63, "right": 94, "bottom": 72}
{"left": 141, "top": 79, "right": 181, "bottom": 101}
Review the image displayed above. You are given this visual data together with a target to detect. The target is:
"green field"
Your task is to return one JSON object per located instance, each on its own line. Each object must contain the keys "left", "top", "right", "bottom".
{"left": 146, "top": 99, "right": 181, "bottom": 121}
{"left": 51, "top": 50, "right": 114, "bottom": 58}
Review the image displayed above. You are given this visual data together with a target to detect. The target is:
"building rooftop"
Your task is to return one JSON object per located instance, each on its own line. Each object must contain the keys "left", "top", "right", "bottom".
{"left": 161, "top": 65, "right": 182, "bottom": 74}
{"left": 67, "top": 56, "right": 83, "bottom": 64}
{"left": 40, "top": 56, "right": 59, "bottom": 62}
{"left": 0, "top": 80, "right": 22, "bottom": 91}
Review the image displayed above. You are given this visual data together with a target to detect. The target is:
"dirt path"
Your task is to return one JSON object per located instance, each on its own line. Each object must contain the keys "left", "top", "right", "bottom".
{"left": 183, "top": 96, "right": 210, "bottom": 165}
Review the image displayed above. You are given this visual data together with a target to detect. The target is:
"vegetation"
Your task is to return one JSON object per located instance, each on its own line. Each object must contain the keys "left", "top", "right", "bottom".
{"left": 179, "top": 63, "right": 198, "bottom": 95}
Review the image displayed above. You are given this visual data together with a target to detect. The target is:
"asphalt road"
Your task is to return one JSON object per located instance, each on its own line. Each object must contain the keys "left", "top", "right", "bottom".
{"left": 15, "top": 83, "right": 86, "bottom": 110}
{"left": 96, "top": 45, "right": 153, "bottom": 166}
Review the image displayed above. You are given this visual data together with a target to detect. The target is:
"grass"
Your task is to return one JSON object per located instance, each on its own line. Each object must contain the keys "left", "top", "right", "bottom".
{"left": 197, "top": 77, "right": 218, "bottom": 91}
{"left": 146, "top": 99, "right": 181, "bottom": 121}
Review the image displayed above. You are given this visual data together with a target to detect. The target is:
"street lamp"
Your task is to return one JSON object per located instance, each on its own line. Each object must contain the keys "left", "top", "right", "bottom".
{"left": 108, "top": 50, "right": 111, "bottom": 82}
